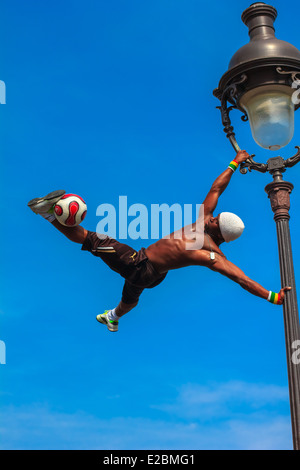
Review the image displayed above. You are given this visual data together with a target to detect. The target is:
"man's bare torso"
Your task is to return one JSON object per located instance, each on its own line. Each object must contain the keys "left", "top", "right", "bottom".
{"left": 145, "top": 215, "right": 225, "bottom": 273}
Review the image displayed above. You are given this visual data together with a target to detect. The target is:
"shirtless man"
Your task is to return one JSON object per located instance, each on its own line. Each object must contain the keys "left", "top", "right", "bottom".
{"left": 28, "top": 150, "right": 291, "bottom": 332}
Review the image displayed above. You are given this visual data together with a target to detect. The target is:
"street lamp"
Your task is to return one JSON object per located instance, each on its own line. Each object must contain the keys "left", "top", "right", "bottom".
{"left": 213, "top": 2, "right": 300, "bottom": 450}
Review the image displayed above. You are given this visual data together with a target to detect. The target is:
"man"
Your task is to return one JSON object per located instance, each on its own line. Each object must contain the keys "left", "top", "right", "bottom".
{"left": 28, "top": 150, "right": 291, "bottom": 332}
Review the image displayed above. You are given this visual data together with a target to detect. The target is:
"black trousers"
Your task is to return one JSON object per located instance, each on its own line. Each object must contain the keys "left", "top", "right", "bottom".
{"left": 81, "top": 231, "right": 167, "bottom": 303}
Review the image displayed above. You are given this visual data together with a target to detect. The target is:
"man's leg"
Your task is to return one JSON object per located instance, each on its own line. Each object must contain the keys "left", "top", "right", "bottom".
{"left": 28, "top": 189, "right": 89, "bottom": 244}
{"left": 28, "top": 190, "right": 143, "bottom": 331}
{"left": 51, "top": 219, "right": 88, "bottom": 245}
{"left": 115, "top": 299, "right": 138, "bottom": 318}
{"left": 49, "top": 219, "right": 142, "bottom": 322}
{"left": 96, "top": 280, "right": 143, "bottom": 331}
{"left": 51, "top": 221, "right": 142, "bottom": 331}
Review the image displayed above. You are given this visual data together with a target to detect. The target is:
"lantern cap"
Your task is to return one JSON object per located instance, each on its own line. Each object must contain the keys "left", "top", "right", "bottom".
{"left": 228, "top": 3, "right": 300, "bottom": 71}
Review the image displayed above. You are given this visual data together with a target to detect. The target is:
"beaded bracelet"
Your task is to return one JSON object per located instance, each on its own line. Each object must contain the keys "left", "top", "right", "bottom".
{"left": 228, "top": 159, "right": 239, "bottom": 172}
{"left": 268, "top": 291, "right": 281, "bottom": 304}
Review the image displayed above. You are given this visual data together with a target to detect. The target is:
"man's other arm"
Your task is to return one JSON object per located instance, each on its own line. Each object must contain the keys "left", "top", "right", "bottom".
{"left": 210, "top": 256, "right": 291, "bottom": 304}
{"left": 202, "top": 150, "right": 250, "bottom": 216}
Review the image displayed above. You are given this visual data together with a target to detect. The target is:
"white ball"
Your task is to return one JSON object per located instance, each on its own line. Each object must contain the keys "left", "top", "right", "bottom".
{"left": 54, "top": 194, "right": 87, "bottom": 227}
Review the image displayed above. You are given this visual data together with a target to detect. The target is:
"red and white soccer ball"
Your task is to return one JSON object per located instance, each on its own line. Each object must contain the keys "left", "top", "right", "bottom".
{"left": 54, "top": 194, "right": 87, "bottom": 227}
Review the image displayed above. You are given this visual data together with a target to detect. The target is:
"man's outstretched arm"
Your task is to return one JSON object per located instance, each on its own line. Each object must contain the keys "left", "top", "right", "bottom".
{"left": 202, "top": 150, "right": 250, "bottom": 216}
{"left": 210, "top": 256, "right": 291, "bottom": 305}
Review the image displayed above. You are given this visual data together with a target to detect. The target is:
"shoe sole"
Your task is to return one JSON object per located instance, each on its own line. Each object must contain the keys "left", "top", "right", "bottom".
{"left": 27, "top": 190, "right": 66, "bottom": 208}
{"left": 96, "top": 315, "right": 118, "bottom": 332}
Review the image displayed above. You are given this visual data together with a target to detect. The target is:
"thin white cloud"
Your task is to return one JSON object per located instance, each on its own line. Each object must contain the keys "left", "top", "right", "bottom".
{"left": 0, "top": 380, "right": 292, "bottom": 450}
{"left": 152, "top": 380, "right": 289, "bottom": 418}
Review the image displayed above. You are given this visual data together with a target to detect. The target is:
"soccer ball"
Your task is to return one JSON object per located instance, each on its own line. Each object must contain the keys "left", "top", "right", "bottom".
{"left": 54, "top": 194, "right": 87, "bottom": 227}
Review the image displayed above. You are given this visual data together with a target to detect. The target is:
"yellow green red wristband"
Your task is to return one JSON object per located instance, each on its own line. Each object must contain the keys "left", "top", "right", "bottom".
{"left": 268, "top": 291, "right": 281, "bottom": 304}
{"left": 228, "top": 159, "right": 239, "bottom": 172}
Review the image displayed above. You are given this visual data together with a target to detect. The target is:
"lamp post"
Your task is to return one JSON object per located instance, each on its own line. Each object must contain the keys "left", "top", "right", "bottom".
{"left": 213, "top": 3, "right": 300, "bottom": 450}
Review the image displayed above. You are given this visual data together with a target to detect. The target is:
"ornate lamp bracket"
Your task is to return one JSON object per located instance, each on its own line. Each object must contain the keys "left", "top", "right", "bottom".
{"left": 216, "top": 72, "right": 300, "bottom": 176}
{"left": 216, "top": 73, "right": 269, "bottom": 174}
{"left": 284, "top": 145, "right": 300, "bottom": 168}
{"left": 216, "top": 74, "right": 248, "bottom": 154}
{"left": 241, "top": 146, "right": 300, "bottom": 180}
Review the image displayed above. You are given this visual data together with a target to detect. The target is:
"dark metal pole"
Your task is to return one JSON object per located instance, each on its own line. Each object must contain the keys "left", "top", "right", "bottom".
{"left": 265, "top": 173, "right": 300, "bottom": 450}
{"left": 213, "top": 1, "right": 300, "bottom": 447}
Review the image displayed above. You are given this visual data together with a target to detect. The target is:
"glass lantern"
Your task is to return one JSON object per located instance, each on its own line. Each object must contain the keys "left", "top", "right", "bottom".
{"left": 239, "top": 85, "right": 295, "bottom": 151}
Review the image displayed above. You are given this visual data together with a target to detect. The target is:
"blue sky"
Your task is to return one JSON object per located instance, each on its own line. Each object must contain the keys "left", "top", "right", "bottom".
{"left": 0, "top": 0, "right": 299, "bottom": 450}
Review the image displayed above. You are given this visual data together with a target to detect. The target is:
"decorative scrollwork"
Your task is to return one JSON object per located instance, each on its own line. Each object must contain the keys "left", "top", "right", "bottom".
{"left": 276, "top": 67, "right": 300, "bottom": 84}
{"left": 239, "top": 148, "right": 300, "bottom": 176}
{"left": 276, "top": 67, "right": 300, "bottom": 111}
{"left": 284, "top": 146, "right": 300, "bottom": 168}
{"left": 226, "top": 74, "right": 248, "bottom": 104}
{"left": 216, "top": 74, "right": 248, "bottom": 153}
{"left": 239, "top": 156, "right": 268, "bottom": 174}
